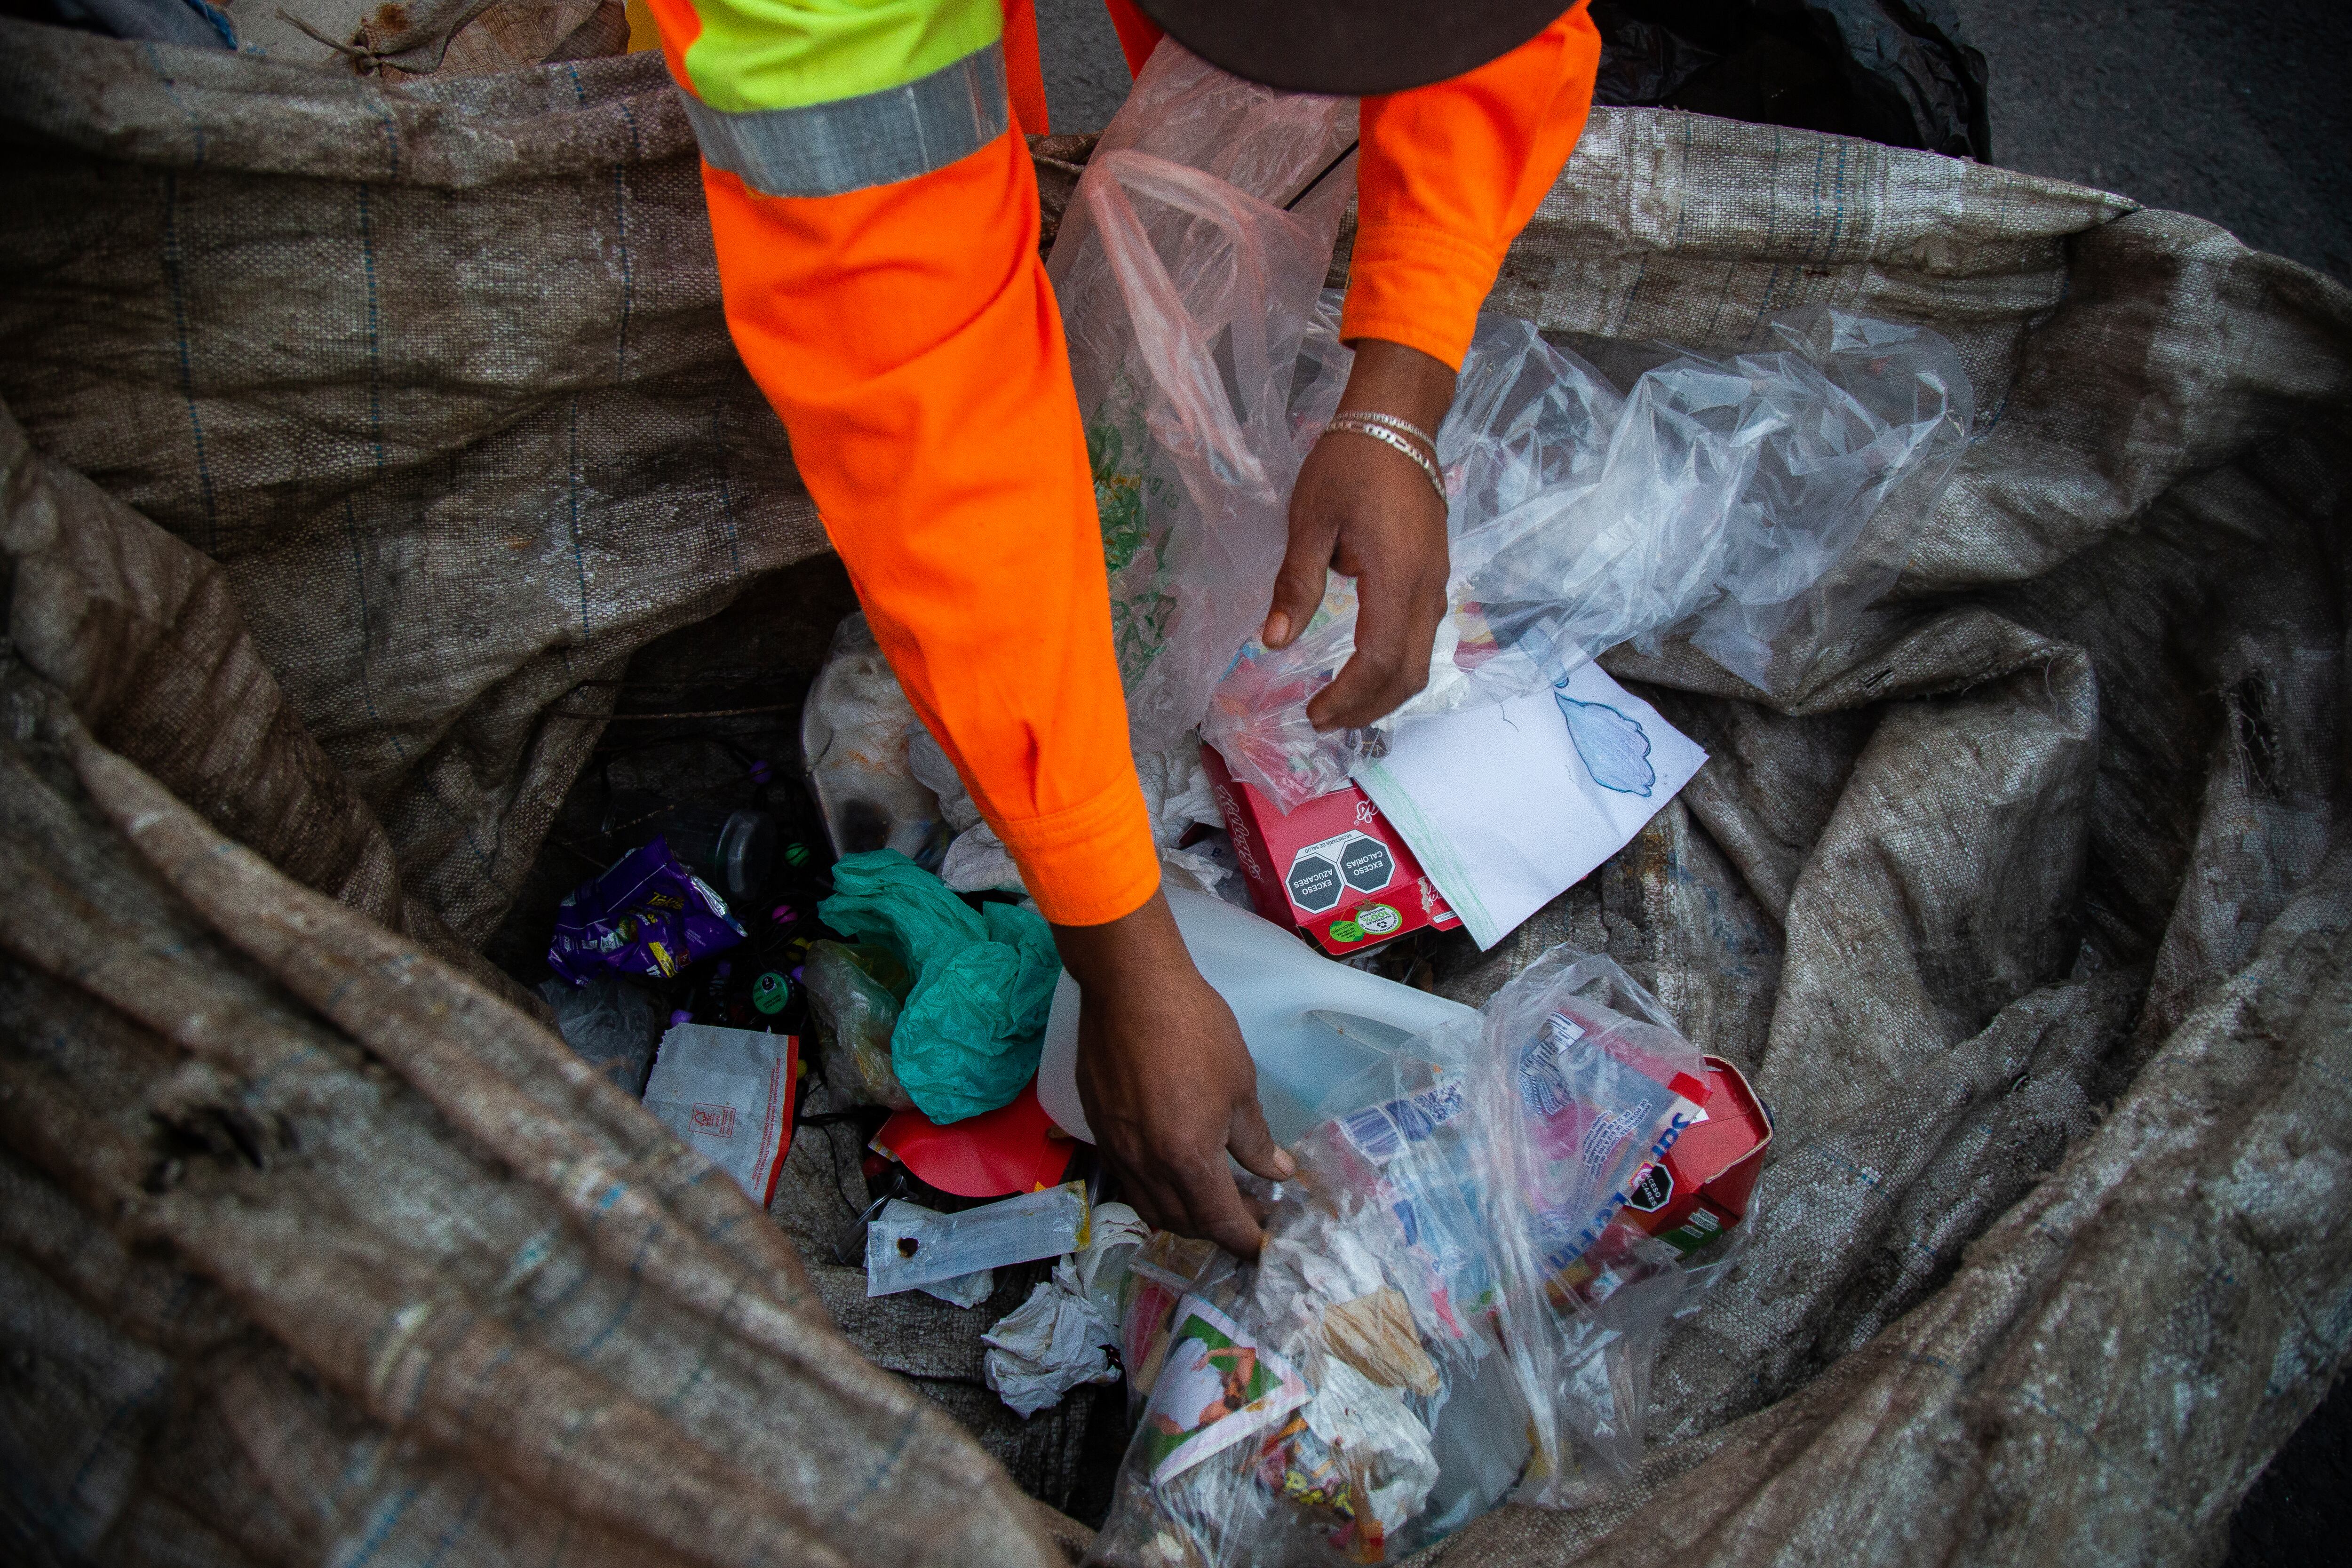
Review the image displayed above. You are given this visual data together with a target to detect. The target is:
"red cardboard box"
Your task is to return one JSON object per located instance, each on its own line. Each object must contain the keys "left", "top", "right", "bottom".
{"left": 1621, "top": 1055, "right": 1773, "bottom": 1255}
{"left": 1200, "top": 742, "right": 1461, "bottom": 956}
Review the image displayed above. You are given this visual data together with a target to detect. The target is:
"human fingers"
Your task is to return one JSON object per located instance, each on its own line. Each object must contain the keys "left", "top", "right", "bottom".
{"left": 1166, "top": 1151, "right": 1268, "bottom": 1259}
{"left": 1224, "top": 1095, "right": 1295, "bottom": 1185}
{"left": 1307, "top": 515, "right": 1445, "bottom": 730}
{"left": 1108, "top": 1156, "right": 1191, "bottom": 1240}
{"left": 1263, "top": 472, "right": 1341, "bottom": 650}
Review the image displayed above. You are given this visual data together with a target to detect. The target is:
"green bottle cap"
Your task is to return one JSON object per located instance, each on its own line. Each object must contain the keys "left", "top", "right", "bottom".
{"left": 752, "top": 971, "right": 791, "bottom": 1014}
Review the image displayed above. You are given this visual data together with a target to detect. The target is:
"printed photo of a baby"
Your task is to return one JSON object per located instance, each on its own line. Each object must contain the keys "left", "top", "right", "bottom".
{"left": 1139, "top": 1297, "right": 1309, "bottom": 1484}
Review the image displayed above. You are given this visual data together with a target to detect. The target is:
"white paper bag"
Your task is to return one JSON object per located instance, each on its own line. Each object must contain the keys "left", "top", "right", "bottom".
{"left": 643, "top": 1024, "right": 799, "bottom": 1207}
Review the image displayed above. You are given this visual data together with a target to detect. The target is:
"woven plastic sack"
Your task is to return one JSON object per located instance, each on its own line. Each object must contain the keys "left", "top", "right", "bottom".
{"left": 2, "top": 28, "right": 2348, "bottom": 1568}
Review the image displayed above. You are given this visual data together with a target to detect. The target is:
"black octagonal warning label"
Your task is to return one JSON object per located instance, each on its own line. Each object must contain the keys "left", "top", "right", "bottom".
{"left": 1289, "top": 830, "right": 1398, "bottom": 912}
{"left": 1286, "top": 852, "right": 1343, "bottom": 914}
{"left": 1338, "top": 836, "right": 1394, "bottom": 895}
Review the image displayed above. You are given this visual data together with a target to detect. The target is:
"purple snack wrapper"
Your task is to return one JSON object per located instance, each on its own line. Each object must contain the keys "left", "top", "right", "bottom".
{"left": 548, "top": 836, "right": 746, "bottom": 985}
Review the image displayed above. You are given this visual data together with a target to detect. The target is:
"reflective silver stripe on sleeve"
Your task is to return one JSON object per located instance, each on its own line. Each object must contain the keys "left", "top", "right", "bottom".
{"left": 677, "top": 40, "right": 1010, "bottom": 199}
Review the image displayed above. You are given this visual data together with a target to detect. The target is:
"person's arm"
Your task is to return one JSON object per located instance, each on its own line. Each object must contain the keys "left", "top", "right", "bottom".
{"left": 1056, "top": 891, "right": 1292, "bottom": 1250}
{"left": 647, "top": 0, "right": 1283, "bottom": 1253}
{"left": 696, "top": 134, "right": 1164, "bottom": 928}
{"left": 1262, "top": 4, "right": 1605, "bottom": 726}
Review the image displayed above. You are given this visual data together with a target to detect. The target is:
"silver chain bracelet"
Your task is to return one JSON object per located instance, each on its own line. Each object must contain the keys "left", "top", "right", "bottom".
{"left": 1321, "top": 413, "right": 1447, "bottom": 504}
{"left": 1330, "top": 408, "right": 1441, "bottom": 455}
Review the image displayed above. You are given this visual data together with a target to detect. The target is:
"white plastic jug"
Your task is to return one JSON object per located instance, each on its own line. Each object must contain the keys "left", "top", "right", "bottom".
{"left": 1036, "top": 887, "right": 1478, "bottom": 1146}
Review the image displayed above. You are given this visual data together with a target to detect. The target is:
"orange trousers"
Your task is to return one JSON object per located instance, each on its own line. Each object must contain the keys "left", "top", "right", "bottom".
{"left": 691, "top": 4, "right": 1599, "bottom": 925}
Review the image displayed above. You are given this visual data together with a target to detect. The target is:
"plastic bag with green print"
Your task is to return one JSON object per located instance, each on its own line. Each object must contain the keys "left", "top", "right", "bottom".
{"left": 1047, "top": 41, "right": 1359, "bottom": 751}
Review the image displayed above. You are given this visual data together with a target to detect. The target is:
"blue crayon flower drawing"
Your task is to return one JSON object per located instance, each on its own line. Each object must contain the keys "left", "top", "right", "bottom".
{"left": 1555, "top": 685, "right": 1657, "bottom": 796}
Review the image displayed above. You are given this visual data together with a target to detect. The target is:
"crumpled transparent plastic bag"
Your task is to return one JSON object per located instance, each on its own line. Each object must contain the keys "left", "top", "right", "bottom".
{"left": 1087, "top": 947, "right": 1733, "bottom": 1566}
{"left": 536, "top": 974, "right": 662, "bottom": 1097}
{"left": 1203, "top": 302, "right": 1972, "bottom": 807}
{"left": 800, "top": 939, "right": 913, "bottom": 1109}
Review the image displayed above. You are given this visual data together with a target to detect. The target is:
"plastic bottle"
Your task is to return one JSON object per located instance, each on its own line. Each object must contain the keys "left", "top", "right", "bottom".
{"left": 1037, "top": 887, "right": 1475, "bottom": 1145}
{"left": 602, "top": 791, "right": 778, "bottom": 900}
{"left": 800, "top": 613, "right": 946, "bottom": 865}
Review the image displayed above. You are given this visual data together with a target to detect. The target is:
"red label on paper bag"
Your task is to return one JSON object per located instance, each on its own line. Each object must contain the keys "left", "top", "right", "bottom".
{"left": 1201, "top": 743, "right": 1459, "bottom": 956}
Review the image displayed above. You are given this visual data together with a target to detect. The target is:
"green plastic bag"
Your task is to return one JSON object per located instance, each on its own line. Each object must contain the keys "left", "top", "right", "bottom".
{"left": 817, "top": 850, "right": 1061, "bottom": 1123}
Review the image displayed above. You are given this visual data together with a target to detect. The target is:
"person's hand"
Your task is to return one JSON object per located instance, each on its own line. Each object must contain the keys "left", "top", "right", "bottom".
{"left": 1263, "top": 337, "right": 1458, "bottom": 732}
{"left": 1054, "top": 890, "right": 1293, "bottom": 1257}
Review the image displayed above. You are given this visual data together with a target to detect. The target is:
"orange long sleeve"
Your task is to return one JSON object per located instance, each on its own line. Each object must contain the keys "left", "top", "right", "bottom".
{"left": 701, "top": 138, "right": 1161, "bottom": 926}
{"left": 1001, "top": 0, "right": 1048, "bottom": 133}
{"left": 1343, "top": 4, "right": 1602, "bottom": 370}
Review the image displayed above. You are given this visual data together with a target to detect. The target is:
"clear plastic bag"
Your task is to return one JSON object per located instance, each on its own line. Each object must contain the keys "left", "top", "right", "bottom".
{"left": 1465, "top": 950, "right": 1710, "bottom": 1507}
{"left": 1204, "top": 303, "right": 1972, "bottom": 807}
{"left": 1088, "top": 947, "right": 1733, "bottom": 1566}
{"left": 1048, "top": 42, "right": 1360, "bottom": 756}
{"left": 864, "top": 1181, "right": 1090, "bottom": 1297}
{"left": 641, "top": 1023, "right": 800, "bottom": 1208}
{"left": 800, "top": 939, "right": 914, "bottom": 1110}
{"left": 1056, "top": 49, "right": 1969, "bottom": 812}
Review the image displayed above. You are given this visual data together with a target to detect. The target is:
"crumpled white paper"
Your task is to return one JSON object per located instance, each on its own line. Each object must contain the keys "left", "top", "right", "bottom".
{"left": 983, "top": 1257, "right": 1121, "bottom": 1417}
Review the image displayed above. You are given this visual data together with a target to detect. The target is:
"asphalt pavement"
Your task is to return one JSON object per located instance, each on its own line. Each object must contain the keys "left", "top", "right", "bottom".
{"left": 1952, "top": 0, "right": 2348, "bottom": 282}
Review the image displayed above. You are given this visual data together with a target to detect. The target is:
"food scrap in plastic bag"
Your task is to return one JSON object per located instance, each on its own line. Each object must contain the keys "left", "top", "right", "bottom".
{"left": 547, "top": 836, "right": 745, "bottom": 984}
{"left": 801, "top": 939, "right": 914, "bottom": 1109}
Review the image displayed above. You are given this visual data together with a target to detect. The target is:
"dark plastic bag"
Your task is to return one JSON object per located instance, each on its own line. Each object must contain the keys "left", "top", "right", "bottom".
{"left": 1591, "top": 0, "right": 1991, "bottom": 160}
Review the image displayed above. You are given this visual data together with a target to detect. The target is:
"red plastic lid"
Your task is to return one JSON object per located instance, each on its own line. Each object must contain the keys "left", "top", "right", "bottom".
{"left": 871, "top": 1081, "right": 1075, "bottom": 1199}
